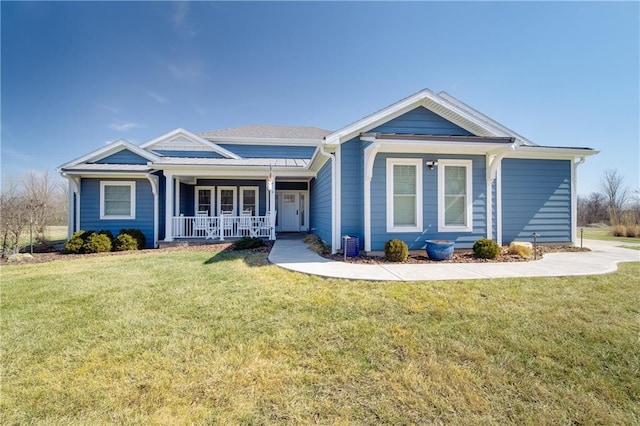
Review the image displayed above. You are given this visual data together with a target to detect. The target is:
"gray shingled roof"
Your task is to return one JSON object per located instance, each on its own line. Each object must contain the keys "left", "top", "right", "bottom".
{"left": 199, "top": 125, "right": 332, "bottom": 140}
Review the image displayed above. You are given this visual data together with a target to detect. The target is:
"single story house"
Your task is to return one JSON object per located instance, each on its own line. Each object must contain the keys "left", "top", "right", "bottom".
{"left": 58, "top": 89, "right": 597, "bottom": 253}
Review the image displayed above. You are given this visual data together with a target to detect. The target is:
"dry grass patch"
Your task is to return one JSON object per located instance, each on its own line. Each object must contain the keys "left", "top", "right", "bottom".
{"left": 1, "top": 249, "right": 639, "bottom": 424}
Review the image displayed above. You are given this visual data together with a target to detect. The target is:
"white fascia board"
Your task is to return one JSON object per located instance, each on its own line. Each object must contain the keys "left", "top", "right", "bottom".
{"left": 204, "top": 137, "right": 322, "bottom": 146}
{"left": 506, "top": 146, "right": 599, "bottom": 160}
{"left": 308, "top": 144, "right": 333, "bottom": 172}
{"left": 435, "top": 92, "right": 535, "bottom": 146}
{"left": 140, "top": 128, "right": 241, "bottom": 159}
{"left": 324, "top": 88, "right": 512, "bottom": 146}
{"left": 58, "top": 139, "right": 161, "bottom": 169}
{"left": 324, "top": 89, "right": 437, "bottom": 145}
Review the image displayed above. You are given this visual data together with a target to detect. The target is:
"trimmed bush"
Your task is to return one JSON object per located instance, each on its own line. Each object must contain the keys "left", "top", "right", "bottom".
{"left": 114, "top": 234, "right": 139, "bottom": 251}
{"left": 232, "top": 237, "right": 266, "bottom": 250}
{"left": 64, "top": 231, "right": 88, "bottom": 254}
{"left": 473, "top": 238, "right": 501, "bottom": 259}
{"left": 83, "top": 233, "right": 112, "bottom": 253}
{"left": 508, "top": 242, "right": 532, "bottom": 258}
{"left": 384, "top": 239, "right": 408, "bottom": 262}
{"left": 119, "top": 228, "right": 146, "bottom": 249}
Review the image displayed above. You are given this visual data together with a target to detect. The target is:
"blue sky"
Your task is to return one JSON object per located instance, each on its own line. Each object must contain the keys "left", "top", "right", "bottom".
{"left": 2, "top": 1, "right": 638, "bottom": 195}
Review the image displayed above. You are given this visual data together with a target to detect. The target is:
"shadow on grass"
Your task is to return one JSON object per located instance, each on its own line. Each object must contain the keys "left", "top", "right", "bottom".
{"left": 203, "top": 249, "right": 270, "bottom": 268}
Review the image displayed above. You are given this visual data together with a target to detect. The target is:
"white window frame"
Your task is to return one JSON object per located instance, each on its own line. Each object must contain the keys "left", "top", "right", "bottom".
{"left": 386, "top": 158, "right": 423, "bottom": 233}
{"left": 239, "top": 186, "right": 259, "bottom": 215}
{"left": 100, "top": 181, "right": 136, "bottom": 220}
{"left": 217, "top": 186, "right": 237, "bottom": 215}
{"left": 438, "top": 159, "right": 473, "bottom": 232}
{"left": 194, "top": 186, "right": 215, "bottom": 216}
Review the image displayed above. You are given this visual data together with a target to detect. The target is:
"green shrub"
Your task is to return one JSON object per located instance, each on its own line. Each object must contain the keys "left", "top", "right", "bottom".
{"left": 473, "top": 238, "right": 502, "bottom": 259}
{"left": 64, "top": 230, "right": 88, "bottom": 254}
{"left": 83, "top": 233, "right": 112, "bottom": 253}
{"left": 232, "top": 237, "right": 266, "bottom": 250}
{"left": 119, "top": 228, "right": 146, "bottom": 249}
{"left": 114, "top": 234, "right": 139, "bottom": 251}
{"left": 384, "top": 239, "right": 408, "bottom": 262}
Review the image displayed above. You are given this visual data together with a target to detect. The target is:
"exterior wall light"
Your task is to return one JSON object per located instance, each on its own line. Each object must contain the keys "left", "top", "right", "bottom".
{"left": 426, "top": 161, "right": 438, "bottom": 170}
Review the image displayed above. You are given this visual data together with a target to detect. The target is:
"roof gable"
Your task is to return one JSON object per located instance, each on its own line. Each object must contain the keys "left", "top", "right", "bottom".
{"left": 140, "top": 128, "right": 240, "bottom": 159}
{"left": 324, "top": 89, "right": 534, "bottom": 145}
{"left": 58, "top": 139, "right": 161, "bottom": 170}
{"left": 370, "top": 106, "right": 473, "bottom": 136}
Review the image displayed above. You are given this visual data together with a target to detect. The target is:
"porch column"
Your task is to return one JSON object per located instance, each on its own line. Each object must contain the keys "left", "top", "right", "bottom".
{"left": 363, "top": 142, "right": 381, "bottom": 252}
{"left": 269, "top": 175, "right": 276, "bottom": 240}
{"left": 164, "top": 172, "right": 174, "bottom": 242}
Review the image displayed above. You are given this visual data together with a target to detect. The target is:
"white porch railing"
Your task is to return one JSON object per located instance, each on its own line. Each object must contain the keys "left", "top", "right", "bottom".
{"left": 171, "top": 213, "right": 276, "bottom": 240}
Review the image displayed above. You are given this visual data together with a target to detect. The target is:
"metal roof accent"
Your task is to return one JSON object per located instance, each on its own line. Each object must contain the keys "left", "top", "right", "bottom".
{"left": 154, "top": 157, "right": 311, "bottom": 168}
{"left": 366, "top": 133, "right": 516, "bottom": 144}
{"left": 60, "top": 164, "right": 152, "bottom": 172}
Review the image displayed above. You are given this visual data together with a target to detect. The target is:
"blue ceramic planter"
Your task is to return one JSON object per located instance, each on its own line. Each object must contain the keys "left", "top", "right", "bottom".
{"left": 425, "top": 240, "right": 455, "bottom": 261}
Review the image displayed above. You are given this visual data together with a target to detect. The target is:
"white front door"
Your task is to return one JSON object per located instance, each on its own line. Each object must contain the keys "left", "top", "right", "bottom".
{"left": 281, "top": 192, "right": 299, "bottom": 232}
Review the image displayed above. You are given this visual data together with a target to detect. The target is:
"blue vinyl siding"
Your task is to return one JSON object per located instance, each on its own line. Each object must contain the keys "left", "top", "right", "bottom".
{"left": 152, "top": 150, "right": 224, "bottom": 158}
{"left": 340, "top": 138, "right": 364, "bottom": 247}
{"left": 501, "top": 159, "right": 572, "bottom": 243}
{"left": 96, "top": 149, "right": 149, "bottom": 164}
{"left": 369, "top": 154, "right": 487, "bottom": 250}
{"left": 310, "top": 159, "right": 332, "bottom": 246}
{"left": 80, "top": 178, "right": 155, "bottom": 247}
{"left": 371, "top": 106, "right": 473, "bottom": 135}
{"left": 176, "top": 180, "right": 268, "bottom": 217}
{"left": 217, "top": 144, "right": 316, "bottom": 159}
{"left": 156, "top": 171, "right": 165, "bottom": 241}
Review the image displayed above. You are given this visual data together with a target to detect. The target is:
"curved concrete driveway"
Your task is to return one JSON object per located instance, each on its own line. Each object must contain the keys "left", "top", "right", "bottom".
{"left": 268, "top": 239, "right": 640, "bottom": 281}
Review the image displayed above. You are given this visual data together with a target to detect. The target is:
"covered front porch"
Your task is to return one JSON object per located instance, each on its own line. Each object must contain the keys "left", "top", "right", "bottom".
{"left": 161, "top": 165, "right": 313, "bottom": 242}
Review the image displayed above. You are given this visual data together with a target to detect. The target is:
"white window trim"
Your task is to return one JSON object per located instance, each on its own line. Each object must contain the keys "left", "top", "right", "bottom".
{"left": 194, "top": 186, "right": 215, "bottom": 216}
{"left": 100, "top": 181, "right": 136, "bottom": 220}
{"left": 217, "top": 186, "right": 237, "bottom": 215}
{"left": 386, "top": 158, "right": 423, "bottom": 233}
{"left": 239, "top": 186, "right": 259, "bottom": 215}
{"left": 438, "top": 159, "right": 473, "bottom": 232}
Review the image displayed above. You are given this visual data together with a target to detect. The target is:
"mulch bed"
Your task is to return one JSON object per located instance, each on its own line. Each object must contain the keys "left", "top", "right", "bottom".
{"left": 1, "top": 241, "right": 274, "bottom": 265}
{"left": 327, "top": 245, "right": 590, "bottom": 264}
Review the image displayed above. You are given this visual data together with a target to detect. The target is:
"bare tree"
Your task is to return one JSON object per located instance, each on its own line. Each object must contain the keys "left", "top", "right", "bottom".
{"left": 578, "top": 192, "right": 609, "bottom": 226}
{"left": 598, "top": 169, "right": 630, "bottom": 225}
{"left": 0, "top": 171, "right": 66, "bottom": 256}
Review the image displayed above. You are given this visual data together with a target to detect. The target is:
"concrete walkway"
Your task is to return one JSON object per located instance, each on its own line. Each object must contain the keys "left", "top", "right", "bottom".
{"left": 268, "top": 238, "right": 640, "bottom": 281}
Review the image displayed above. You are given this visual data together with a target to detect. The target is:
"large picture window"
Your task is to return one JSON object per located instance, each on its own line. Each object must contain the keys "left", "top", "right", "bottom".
{"left": 438, "top": 159, "right": 473, "bottom": 232}
{"left": 386, "top": 158, "right": 423, "bottom": 232}
{"left": 100, "top": 181, "right": 135, "bottom": 219}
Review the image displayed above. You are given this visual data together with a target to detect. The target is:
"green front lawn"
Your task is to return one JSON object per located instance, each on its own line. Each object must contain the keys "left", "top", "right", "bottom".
{"left": 2, "top": 249, "right": 639, "bottom": 424}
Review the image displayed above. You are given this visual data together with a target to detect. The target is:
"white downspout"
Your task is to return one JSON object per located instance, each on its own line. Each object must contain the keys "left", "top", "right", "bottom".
{"left": 319, "top": 143, "right": 338, "bottom": 254}
{"left": 146, "top": 174, "right": 159, "bottom": 248}
{"left": 572, "top": 157, "right": 585, "bottom": 245}
{"left": 363, "top": 141, "right": 382, "bottom": 253}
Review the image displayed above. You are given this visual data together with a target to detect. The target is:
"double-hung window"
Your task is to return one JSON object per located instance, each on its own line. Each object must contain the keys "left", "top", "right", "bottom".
{"left": 438, "top": 159, "right": 473, "bottom": 232}
{"left": 100, "top": 181, "right": 136, "bottom": 219}
{"left": 386, "top": 158, "right": 423, "bottom": 232}
{"left": 240, "top": 186, "right": 259, "bottom": 215}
